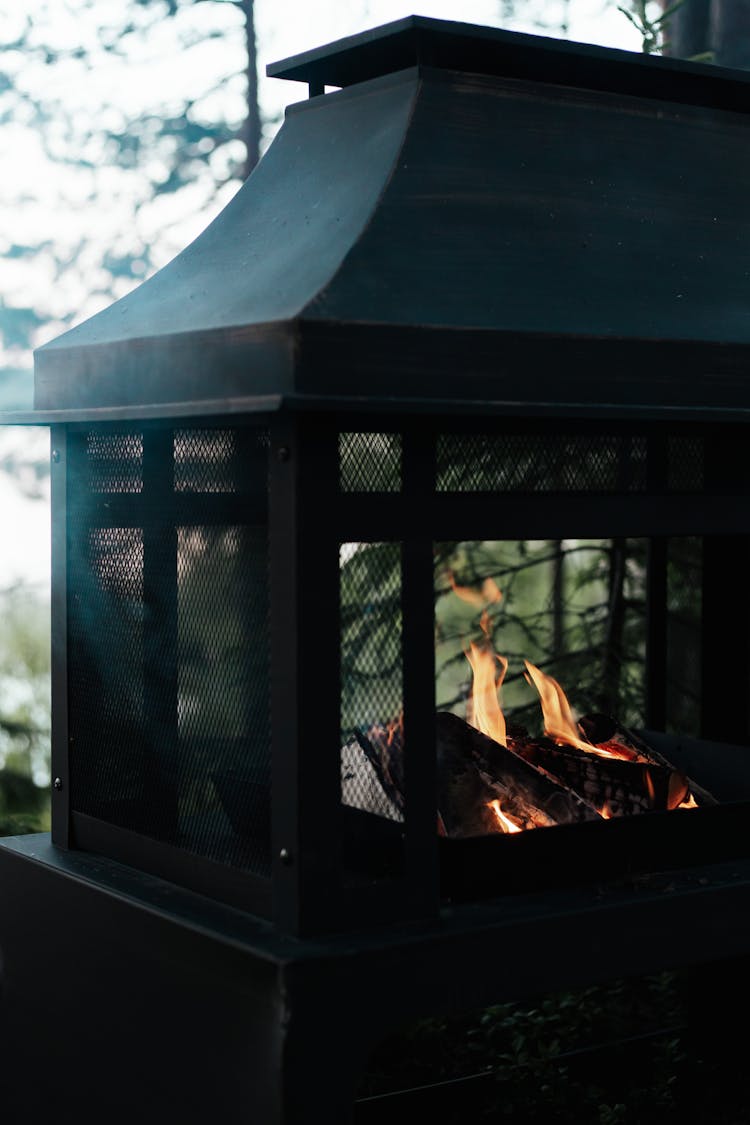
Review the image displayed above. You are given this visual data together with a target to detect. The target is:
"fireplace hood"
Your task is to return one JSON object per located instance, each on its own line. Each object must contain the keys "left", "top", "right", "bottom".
{"left": 31, "top": 16, "right": 750, "bottom": 419}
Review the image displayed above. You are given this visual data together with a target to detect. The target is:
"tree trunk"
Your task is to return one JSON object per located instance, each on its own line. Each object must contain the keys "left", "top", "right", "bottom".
{"left": 662, "top": 0, "right": 710, "bottom": 57}
{"left": 240, "top": 0, "right": 261, "bottom": 177}
{"left": 550, "top": 539, "right": 565, "bottom": 660}
{"left": 710, "top": 0, "right": 750, "bottom": 69}
{"left": 600, "top": 538, "right": 627, "bottom": 716}
{"left": 663, "top": 0, "right": 750, "bottom": 68}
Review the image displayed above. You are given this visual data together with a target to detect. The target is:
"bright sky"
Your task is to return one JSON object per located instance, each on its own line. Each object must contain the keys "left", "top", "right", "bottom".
{"left": 0, "top": 0, "right": 643, "bottom": 590}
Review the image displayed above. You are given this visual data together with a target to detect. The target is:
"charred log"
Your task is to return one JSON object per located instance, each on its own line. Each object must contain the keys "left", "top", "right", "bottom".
{"left": 436, "top": 711, "right": 601, "bottom": 836}
{"left": 579, "top": 712, "right": 718, "bottom": 807}
{"left": 513, "top": 737, "right": 688, "bottom": 817}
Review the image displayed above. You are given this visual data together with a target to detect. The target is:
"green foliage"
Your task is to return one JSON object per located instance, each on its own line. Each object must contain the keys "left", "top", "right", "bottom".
{"left": 617, "top": 1, "right": 687, "bottom": 54}
{"left": 0, "top": 0, "right": 263, "bottom": 368}
{"left": 0, "top": 584, "right": 51, "bottom": 836}
{"left": 361, "top": 972, "right": 688, "bottom": 1121}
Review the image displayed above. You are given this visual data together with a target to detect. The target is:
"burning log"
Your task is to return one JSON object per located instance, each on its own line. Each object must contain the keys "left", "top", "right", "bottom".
{"left": 579, "top": 712, "right": 718, "bottom": 808}
{"left": 436, "top": 711, "right": 601, "bottom": 835}
{"left": 512, "top": 736, "right": 688, "bottom": 817}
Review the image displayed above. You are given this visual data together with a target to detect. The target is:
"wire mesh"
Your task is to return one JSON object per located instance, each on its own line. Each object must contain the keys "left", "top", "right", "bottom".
{"left": 86, "top": 431, "right": 143, "bottom": 493}
{"left": 667, "top": 437, "right": 704, "bottom": 492}
{"left": 340, "top": 542, "right": 404, "bottom": 822}
{"left": 174, "top": 429, "right": 237, "bottom": 493}
{"left": 436, "top": 433, "right": 649, "bottom": 492}
{"left": 339, "top": 432, "right": 402, "bottom": 492}
{"left": 176, "top": 524, "right": 270, "bottom": 872}
{"left": 67, "top": 424, "right": 271, "bottom": 877}
{"left": 68, "top": 526, "right": 147, "bottom": 823}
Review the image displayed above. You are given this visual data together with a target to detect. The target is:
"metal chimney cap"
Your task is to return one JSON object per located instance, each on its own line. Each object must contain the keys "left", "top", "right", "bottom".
{"left": 267, "top": 14, "right": 750, "bottom": 112}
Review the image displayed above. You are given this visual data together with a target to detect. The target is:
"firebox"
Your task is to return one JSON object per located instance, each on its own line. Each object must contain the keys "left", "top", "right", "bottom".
{"left": 4, "top": 16, "right": 750, "bottom": 1123}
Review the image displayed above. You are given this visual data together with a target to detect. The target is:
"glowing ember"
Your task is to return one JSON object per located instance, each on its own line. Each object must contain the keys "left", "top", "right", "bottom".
{"left": 488, "top": 798, "right": 523, "bottom": 833}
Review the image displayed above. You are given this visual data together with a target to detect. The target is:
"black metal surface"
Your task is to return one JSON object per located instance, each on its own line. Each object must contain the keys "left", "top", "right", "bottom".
{"left": 50, "top": 425, "right": 70, "bottom": 846}
{"left": 71, "top": 810, "right": 272, "bottom": 916}
{"left": 267, "top": 14, "right": 750, "bottom": 109}
{"left": 5, "top": 834, "right": 750, "bottom": 1122}
{"left": 269, "top": 415, "right": 343, "bottom": 934}
{"left": 401, "top": 427, "right": 440, "bottom": 916}
{"left": 29, "top": 19, "right": 750, "bottom": 418}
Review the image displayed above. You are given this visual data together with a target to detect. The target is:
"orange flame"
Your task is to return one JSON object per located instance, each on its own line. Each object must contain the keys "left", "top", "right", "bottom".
{"left": 522, "top": 660, "right": 631, "bottom": 761}
{"left": 467, "top": 642, "right": 508, "bottom": 747}
{"left": 385, "top": 710, "right": 403, "bottom": 747}
{"left": 488, "top": 798, "right": 523, "bottom": 833}
{"left": 449, "top": 572, "right": 503, "bottom": 609}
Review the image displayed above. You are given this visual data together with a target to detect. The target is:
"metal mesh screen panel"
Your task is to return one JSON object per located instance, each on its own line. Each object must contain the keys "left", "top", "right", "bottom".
{"left": 668, "top": 437, "right": 704, "bottom": 492}
{"left": 339, "top": 432, "right": 402, "bottom": 492}
{"left": 436, "top": 434, "right": 648, "bottom": 492}
{"left": 87, "top": 431, "right": 143, "bottom": 493}
{"left": 67, "top": 424, "right": 271, "bottom": 877}
{"left": 174, "top": 429, "right": 236, "bottom": 493}
{"left": 340, "top": 542, "right": 404, "bottom": 823}
{"left": 68, "top": 527, "right": 147, "bottom": 824}
{"left": 177, "top": 524, "right": 270, "bottom": 872}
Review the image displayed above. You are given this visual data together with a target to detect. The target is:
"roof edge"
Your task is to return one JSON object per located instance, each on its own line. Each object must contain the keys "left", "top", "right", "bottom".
{"left": 267, "top": 15, "right": 750, "bottom": 114}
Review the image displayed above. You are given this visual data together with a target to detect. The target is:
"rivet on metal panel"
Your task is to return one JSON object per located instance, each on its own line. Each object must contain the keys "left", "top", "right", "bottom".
{"left": 277, "top": 446, "right": 291, "bottom": 462}
{"left": 53, "top": 777, "right": 63, "bottom": 792}
{"left": 279, "top": 848, "right": 293, "bottom": 866}
{"left": 51, "top": 449, "right": 61, "bottom": 464}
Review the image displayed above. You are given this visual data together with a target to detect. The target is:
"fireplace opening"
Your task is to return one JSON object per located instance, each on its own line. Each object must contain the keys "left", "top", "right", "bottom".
{"left": 338, "top": 422, "right": 750, "bottom": 902}
{"left": 341, "top": 537, "right": 711, "bottom": 848}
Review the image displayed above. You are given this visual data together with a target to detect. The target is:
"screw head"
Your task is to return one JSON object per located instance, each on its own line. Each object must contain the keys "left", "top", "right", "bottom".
{"left": 51, "top": 450, "right": 61, "bottom": 464}
{"left": 53, "top": 777, "right": 63, "bottom": 792}
{"left": 279, "top": 847, "right": 293, "bottom": 866}
{"left": 277, "top": 445, "right": 290, "bottom": 463}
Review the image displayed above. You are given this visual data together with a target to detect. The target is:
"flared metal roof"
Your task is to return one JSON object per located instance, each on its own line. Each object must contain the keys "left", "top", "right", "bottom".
{"left": 25, "top": 16, "right": 750, "bottom": 421}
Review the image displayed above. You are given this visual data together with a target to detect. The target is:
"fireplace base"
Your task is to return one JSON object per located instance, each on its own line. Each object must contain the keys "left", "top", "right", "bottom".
{"left": 3, "top": 834, "right": 750, "bottom": 1123}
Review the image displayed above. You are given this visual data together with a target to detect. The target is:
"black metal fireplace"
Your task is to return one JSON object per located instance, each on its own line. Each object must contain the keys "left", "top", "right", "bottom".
{"left": 3, "top": 16, "right": 750, "bottom": 1123}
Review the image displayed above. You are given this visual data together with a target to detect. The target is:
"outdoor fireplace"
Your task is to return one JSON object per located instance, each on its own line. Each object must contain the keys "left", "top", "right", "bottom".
{"left": 3, "top": 16, "right": 750, "bottom": 1123}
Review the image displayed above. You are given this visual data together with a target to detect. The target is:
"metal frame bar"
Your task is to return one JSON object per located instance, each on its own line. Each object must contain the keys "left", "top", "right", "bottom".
{"left": 50, "top": 426, "right": 70, "bottom": 847}
{"left": 401, "top": 426, "right": 439, "bottom": 918}
{"left": 270, "top": 414, "right": 343, "bottom": 935}
{"left": 71, "top": 811, "right": 272, "bottom": 915}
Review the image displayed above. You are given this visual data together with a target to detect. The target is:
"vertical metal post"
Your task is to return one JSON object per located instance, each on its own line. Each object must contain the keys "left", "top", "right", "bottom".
{"left": 643, "top": 430, "right": 670, "bottom": 732}
{"left": 270, "top": 414, "right": 341, "bottom": 936}
{"left": 701, "top": 430, "right": 750, "bottom": 744}
{"left": 50, "top": 425, "right": 70, "bottom": 848}
{"left": 401, "top": 423, "right": 439, "bottom": 918}
{"left": 701, "top": 535, "right": 750, "bottom": 744}
{"left": 142, "top": 426, "right": 179, "bottom": 837}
